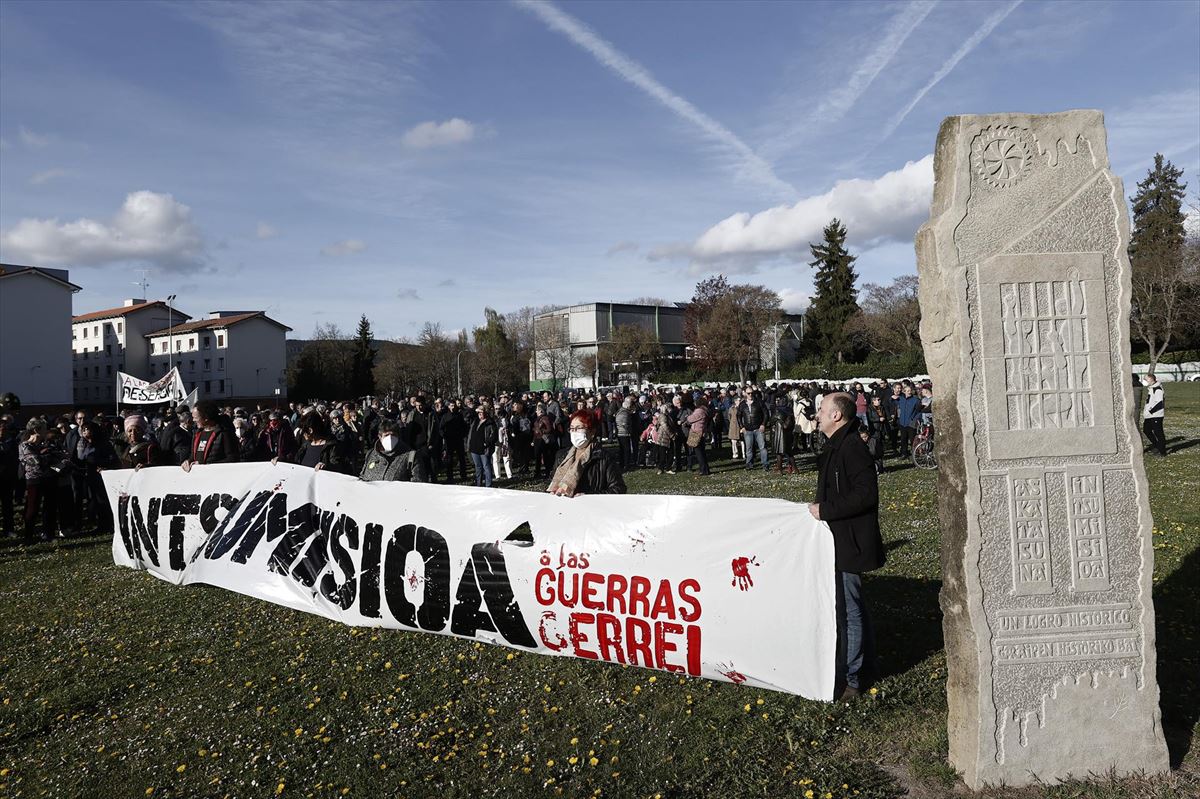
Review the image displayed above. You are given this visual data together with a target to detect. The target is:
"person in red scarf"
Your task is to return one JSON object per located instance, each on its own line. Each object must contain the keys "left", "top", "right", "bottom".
{"left": 255, "top": 410, "right": 298, "bottom": 463}
{"left": 181, "top": 401, "right": 239, "bottom": 472}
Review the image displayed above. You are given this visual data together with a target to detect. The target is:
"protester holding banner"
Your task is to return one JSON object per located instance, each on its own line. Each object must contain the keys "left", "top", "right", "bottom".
{"left": 292, "top": 411, "right": 355, "bottom": 474}
{"left": 548, "top": 410, "right": 626, "bottom": 498}
{"left": 182, "top": 401, "right": 239, "bottom": 471}
{"left": 120, "top": 415, "right": 162, "bottom": 470}
{"left": 808, "top": 392, "right": 885, "bottom": 701}
{"left": 359, "top": 419, "right": 428, "bottom": 483}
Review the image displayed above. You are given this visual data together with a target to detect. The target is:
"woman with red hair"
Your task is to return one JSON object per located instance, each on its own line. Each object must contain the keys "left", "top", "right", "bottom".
{"left": 547, "top": 410, "right": 626, "bottom": 497}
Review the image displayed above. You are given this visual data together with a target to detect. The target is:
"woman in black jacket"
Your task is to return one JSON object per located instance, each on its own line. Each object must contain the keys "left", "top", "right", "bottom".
{"left": 293, "top": 412, "right": 356, "bottom": 475}
{"left": 547, "top": 410, "right": 626, "bottom": 497}
{"left": 467, "top": 405, "right": 498, "bottom": 487}
{"left": 76, "top": 421, "right": 119, "bottom": 535}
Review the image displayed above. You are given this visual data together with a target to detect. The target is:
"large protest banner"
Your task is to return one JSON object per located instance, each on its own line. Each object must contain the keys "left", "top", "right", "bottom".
{"left": 104, "top": 463, "right": 837, "bottom": 700}
{"left": 118, "top": 368, "right": 187, "bottom": 405}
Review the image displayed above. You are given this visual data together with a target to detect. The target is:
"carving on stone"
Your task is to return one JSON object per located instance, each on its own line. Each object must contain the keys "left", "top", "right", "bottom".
{"left": 1066, "top": 468, "right": 1111, "bottom": 591}
{"left": 1008, "top": 471, "right": 1052, "bottom": 595}
{"left": 973, "top": 126, "right": 1035, "bottom": 188}
{"left": 917, "top": 111, "right": 1168, "bottom": 787}
{"left": 979, "top": 253, "right": 1117, "bottom": 459}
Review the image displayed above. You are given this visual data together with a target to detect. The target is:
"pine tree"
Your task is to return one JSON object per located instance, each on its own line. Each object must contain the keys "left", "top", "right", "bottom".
{"left": 1129, "top": 155, "right": 1189, "bottom": 371}
{"left": 806, "top": 218, "right": 860, "bottom": 363}
{"left": 350, "top": 314, "right": 376, "bottom": 398}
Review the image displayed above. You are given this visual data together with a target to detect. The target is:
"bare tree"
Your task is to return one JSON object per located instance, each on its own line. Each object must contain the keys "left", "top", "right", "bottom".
{"left": 692, "top": 282, "right": 782, "bottom": 382}
{"left": 845, "top": 275, "right": 921, "bottom": 356}
{"left": 504, "top": 304, "right": 561, "bottom": 380}
{"left": 609, "top": 323, "right": 662, "bottom": 386}
{"left": 623, "top": 297, "right": 671, "bottom": 307}
{"left": 533, "top": 313, "right": 579, "bottom": 389}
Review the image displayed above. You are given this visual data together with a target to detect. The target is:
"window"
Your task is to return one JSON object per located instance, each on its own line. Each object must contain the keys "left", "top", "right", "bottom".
{"left": 94, "top": 325, "right": 99, "bottom": 337}
{"left": 189, "top": 338, "right": 195, "bottom": 349}
{"left": 82, "top": 327, "right": 88, "bottom": 338}
{"left": 175, "top": 340, "right": 182, "bottom": 352}
{"left": 204, "top": 380, "right": 211, "bottom": 394}
{"left": 189, "top": 359, "right": 195, "bottom": 370}
{"left": 203, "top": 336, "right": 210, "bottom": 348}
{"left": 93, "top": 345, "right": 99, "bottom": 352}
{"left": 117, "top": 363, "right": 123, "bottom": 372}
{"left": 116, "top": 322, "right": 122, "bottom": 334}
{"left": 218, "top": 357, "right": 224, "bottom": 370}
{"left": 217, "top": 334, "right": 225, "bottom": 347}
{"left": 106, "top": 365, "right": 112, "bottom": 376}
{"left": 105, "top": 344, "right": 111, "bottom": 355}
{"left": 218, "top": 379, "right": 225, "bottom": 393}
{"left": 204, "top": 359, "right": 211, "bottom": 370}
{"left": 93, "top": 366, "right": 99, "bottom": 377}
{"left": 72, "top": 330, "right": 77, "bottom": 340}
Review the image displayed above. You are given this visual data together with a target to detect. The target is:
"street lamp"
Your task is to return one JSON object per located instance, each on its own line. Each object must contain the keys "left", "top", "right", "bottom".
{"left": 166, "top": 294, "right": 177, "bottom": 374}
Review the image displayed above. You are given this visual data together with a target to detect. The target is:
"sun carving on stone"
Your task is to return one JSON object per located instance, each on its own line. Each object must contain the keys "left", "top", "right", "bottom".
{"left": 974, "top": 126, "right": 1035, "bottom": 188}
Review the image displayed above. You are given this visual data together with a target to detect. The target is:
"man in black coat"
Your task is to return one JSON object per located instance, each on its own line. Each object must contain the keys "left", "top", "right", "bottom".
{"left": 808, "top": 392, "right": 885, "bottom": 701}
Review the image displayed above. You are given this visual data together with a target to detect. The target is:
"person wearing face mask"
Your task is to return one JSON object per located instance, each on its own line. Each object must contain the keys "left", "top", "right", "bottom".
{"left": 1141, "top": 372, "right": 1167, "bottom": 457}
{"left": 360, "top": 419, "right": 429, "bottom": 482}
{"left": 547, "top": 410, "right": 626, "bottom": 498}
{"left": 256, "top": 411, "right": 298, "bottom": 463}
{"left": 233, "top": 417, "right": 257, "bottom": 461}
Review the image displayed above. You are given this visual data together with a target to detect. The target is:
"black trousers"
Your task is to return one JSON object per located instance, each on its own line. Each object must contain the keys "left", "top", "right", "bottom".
{"left": 1143, "top": 417, "right": 1167, "bottom": 456}
{"left": 0, "top": 473, "right": 14, "bottom": 533}
{"left": 687, "top": 441, "right": 710, "bottom": 474}
{"left": 24, "top": 479, "right": 57, "bottom": 538}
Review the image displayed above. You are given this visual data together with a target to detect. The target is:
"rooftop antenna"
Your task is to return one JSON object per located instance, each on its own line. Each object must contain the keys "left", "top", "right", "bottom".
{"left": 133, "top": 270, "right": 151, "bottom": 301}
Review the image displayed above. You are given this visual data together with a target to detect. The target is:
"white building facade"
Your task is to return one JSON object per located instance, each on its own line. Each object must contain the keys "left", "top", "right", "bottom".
{"left": 71, "top": 299, "right": 191, "bottom": 405}
{"left": 145, "top": 311, "right": 291, "bottom": 402}
{"left": 0, "top": 264, "right": 80, "bottom": 408}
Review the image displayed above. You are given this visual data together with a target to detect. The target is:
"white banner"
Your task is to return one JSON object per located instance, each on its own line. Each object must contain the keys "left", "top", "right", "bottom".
{"left": 103, "top": 464, "right": 837, "bottom": 699}
{"left": 118, "top": 368, "right": 187, "bottom": 405}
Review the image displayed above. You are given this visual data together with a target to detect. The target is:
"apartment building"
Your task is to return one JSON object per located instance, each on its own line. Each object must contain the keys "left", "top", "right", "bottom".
{"left": 71, "top": 299, "right": 187, "bottom": 405}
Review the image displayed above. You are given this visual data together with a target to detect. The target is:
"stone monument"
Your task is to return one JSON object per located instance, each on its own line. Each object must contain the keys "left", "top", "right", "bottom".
{"left": 916, "top": 110, "right": 1170, "bottom": 788}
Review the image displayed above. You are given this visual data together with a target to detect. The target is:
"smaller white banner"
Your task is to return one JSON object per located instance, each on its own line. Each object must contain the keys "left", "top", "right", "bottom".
{"left": 119, "top": 368, "right": 186, "bottom": 405}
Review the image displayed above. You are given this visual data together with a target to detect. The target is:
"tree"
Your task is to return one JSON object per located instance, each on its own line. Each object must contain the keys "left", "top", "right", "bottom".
{"left": 845, "top": 275, "right": 921, "bottom": 357}
{"left": 623, "top": 296, "right": 671, "bottom": 307}
{"left": 287, "top": 322, "right": 353, "bottom": 400}
{"left": 503, "top": 304, "right": 561, "bottom": 382}
{"left": 350, "top": 314, "right": 376, "bottom": 398}
{"left": 1129, "top": 155, "right": 1192, "bottom": 371}
{"left": 806, "top": 218, "right": 860, "bottom": 363}
{"left": 609, "top": 323, "right": 662, "bottom": 386}
{"left": 471, "top": 308, "right": 521, "bottom": 395}
{"left": 686, "top": 276, "right": 782, "bottom": 381}
{"left": 533, "top": 313, "right": 579, "bottom": 389}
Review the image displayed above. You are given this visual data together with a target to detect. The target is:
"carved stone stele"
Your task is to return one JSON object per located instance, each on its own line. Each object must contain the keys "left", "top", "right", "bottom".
{"left": 916, "top": 111, "right": 1169, "bottom": 788}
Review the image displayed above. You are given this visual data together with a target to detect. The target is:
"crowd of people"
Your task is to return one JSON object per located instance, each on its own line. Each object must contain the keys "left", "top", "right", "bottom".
{"left": 0, "top": 378, "right": 934, "bottom": 544}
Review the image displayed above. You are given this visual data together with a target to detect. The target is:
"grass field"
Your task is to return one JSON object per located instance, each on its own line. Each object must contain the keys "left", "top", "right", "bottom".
{"left": 1, "top": 384, "right": 1197, "bottom": 799}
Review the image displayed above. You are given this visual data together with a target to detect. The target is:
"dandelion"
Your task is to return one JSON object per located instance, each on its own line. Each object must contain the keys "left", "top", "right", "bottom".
{"left": 568, "top": 756, "right": 578, "bottom": 765}
{"left": 275, "top": 782, "right": 285, "bottom": 795}
{"left": 804, "top": 791, "right": 814, "bottom": 799}
{"left": 175, "top": 764, "right": 186, "bottom": 773}
{"left": 570, "top": 737, "right": 579, "bottom": 745}
{"left": 589, "top": 757, "right": 600, "bottom": 766}
{"left": 743, "top": 703, "right": 751, "bottom": 712}
{"left": 546, "top": 759, "right": 555, "bottom": 767}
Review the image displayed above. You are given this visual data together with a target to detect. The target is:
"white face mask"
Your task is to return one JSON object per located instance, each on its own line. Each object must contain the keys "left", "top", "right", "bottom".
{"left": 570, "top": 430, "right": 589, "bottom": 448}
{"left": 380, "top": 435, "right": 398, "bottom": 451}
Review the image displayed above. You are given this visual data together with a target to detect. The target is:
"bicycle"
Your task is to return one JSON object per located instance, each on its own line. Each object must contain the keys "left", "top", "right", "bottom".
{"left": 911, "top": 419, "right": 937, "bottom": 470}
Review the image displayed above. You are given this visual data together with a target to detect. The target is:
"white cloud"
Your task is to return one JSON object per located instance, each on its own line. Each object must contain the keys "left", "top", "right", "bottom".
{"left": 320, "top": 238, "right": 367, "bottom": 256}
{"left": 515, "top": 0, "right": 796, "bottom": 199}
{"left": 879, "top": 0, "right": 1022, "bottom": 144}
{"left": 19, "top": 126, "right": 51, "bottom": 148}
{"left": 29, "top": 168, "right": 70, "bottom": 186}
{"left": 0, "top": 190, "right": 205, "bottom": 269}
{"left": 401, "top": 118, "right": 476, "bottom": 150}
{"left": 256, "top": 221, "right": 278, "bottom": 239}
{"left": 778, "top": 288, "right": 811, "bottom": 313}
{"left": 654, "top": 155, "right": 934, "bottom": 271}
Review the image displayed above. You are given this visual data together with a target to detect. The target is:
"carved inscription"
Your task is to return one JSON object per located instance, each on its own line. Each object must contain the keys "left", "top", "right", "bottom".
{"left": 978, "top": 253, "right": 1117, "bottom": 459}
{"left": 1067, "top": 469, "right": 1111, "bottom": 591}
{"left": 1009, "top": 472, "right": 1052, "bottom": 595}
{"left": 999, "top": 274, "right": 1093, "bottom": 431}
{"left": 994, "top": 636, "right": 1139, "bottom": 664}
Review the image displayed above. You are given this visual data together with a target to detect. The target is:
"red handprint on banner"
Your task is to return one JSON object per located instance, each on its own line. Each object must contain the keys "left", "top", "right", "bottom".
{"left": 731, "top": 556, "right": 759, "bottom": 591}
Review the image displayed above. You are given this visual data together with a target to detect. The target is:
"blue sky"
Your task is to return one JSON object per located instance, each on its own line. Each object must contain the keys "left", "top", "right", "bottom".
{"left": 2, "top": 0, "right": 1198, "bottom": 341}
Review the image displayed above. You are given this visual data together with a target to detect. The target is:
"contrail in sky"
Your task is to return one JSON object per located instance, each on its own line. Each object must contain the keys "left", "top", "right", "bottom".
{"left": 514, "top": 0, "right": 797, "bottom": 199}
{"left": 880, "top": 0, "right": 1023, "bottom": 143}
{"left": 766, "top": 0, "right": 937, "bottom": 157}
